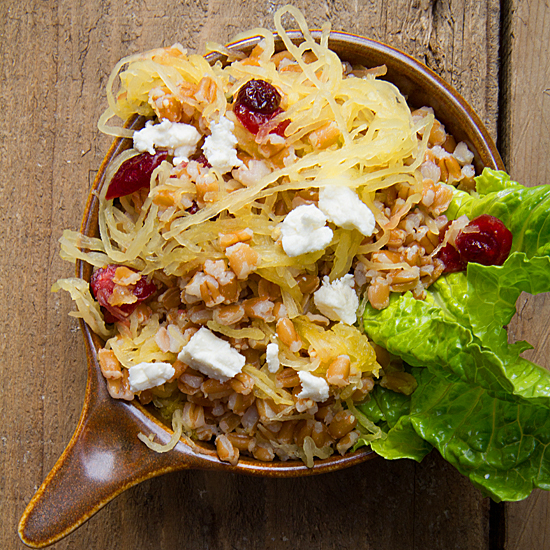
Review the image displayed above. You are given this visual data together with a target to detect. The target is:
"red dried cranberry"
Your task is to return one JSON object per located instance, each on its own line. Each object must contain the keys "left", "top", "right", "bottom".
{"left": 102, "top": 309, "right": 118, "bottom": 324}
{"left": 132, "top": 276, "right": 158, "bottom": 301}
{"left": 272, "top": 118, "right": 291, "bottom": 137}
{"left": 455, "top": 214, "right": 513, "bottom": 266}
{"left": 236, "top": 79, "right": 281, "bottom": 114}
{"left": 437, "top": 243, "right": 467, "bottom": 273}
{"left": 90, "top": 265, "right": 157, "bottom": 322}
{"left": 232, "top": 103, "right": 273, "bottom": 135}
{"left": 105, "top": 151, "right": 168, "bottom": 200}
{"left": 193, "top": 154, "right": 212, "bottom": 168}
{"left": 437, "top": 214, "right": 513, "bottom": 273}
{"left": 187, "top": 201, "right": 199, "bottom": 215}
{"left": 233, "top": 79, "right": 288, "bottom": 136}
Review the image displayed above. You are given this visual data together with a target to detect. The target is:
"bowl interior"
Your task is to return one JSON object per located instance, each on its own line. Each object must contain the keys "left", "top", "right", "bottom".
{"left": 79, "top": 31, "right": 503, "bottom": 476}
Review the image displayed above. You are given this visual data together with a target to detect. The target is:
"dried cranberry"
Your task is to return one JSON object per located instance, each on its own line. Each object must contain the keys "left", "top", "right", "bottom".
{"left": 187, "top": 201, "right": 199, "bottom": 215}
{"left": 233, "top": 79, "right": 288, "bottom": 136}
{"left": 437, "top": 243, "right": 467, "bottom": 273}
{"left": 437, "top": 214, "right": 513, "bottom": 273}
{"left": 232, "top": 103, "right": 272, "bottom": 135}
{"left": 193, "top": 154, "right": 212, "bottom": 168}
{"left": 102, "top": 309, "right": 118, "bottom": 324}
{"left": 90, "top": 265, "right": 157, "bottom": 321}
{"left": 132, "top": 276, "right": 158, "bottom": 301}
{"left": 236, "top": 79, "right": 281, "bottom": 114}
{"left": 105, "top": 151, "right": 168, "bottom": 200}
{"left": 455, "top": 214, "right": 513, "bottom": 266}
{"left": 272, "top": 118, "right": 291, "bottom": 137}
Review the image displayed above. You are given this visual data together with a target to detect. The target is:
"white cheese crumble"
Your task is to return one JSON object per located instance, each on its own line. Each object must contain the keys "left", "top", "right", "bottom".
{"left": 128, "top": 362, "right": 175, "bottom": 392}
{"left": 177, "top": 327, "right": 245, "bottom": 382}
{"left": 203, "top": 116, "right": 243, "bottom": 174}
{"left": 266, "top": 342, "right": 280, "bottom": 373}
{"left": 297, "top": 371, "right": 330, "bottom": 402}
{"left": 313, "top": 274, "right": 359, "bottom": 325}
{"left": 318, "top": 185, "right": 376, "bottom": 237}
{"left": 133, "top": 119, "right": 201, "bottom": 165}
{"left": 280, "top": 204, "right": 333, "bottom": 257}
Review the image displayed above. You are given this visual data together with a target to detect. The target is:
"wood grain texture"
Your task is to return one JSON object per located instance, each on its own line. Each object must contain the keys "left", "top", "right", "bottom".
{"left": 0, "top": 1, "right": 517, "bottom": 549}
{"left": 499, "top": 0, "right": 550, "bottom": 548}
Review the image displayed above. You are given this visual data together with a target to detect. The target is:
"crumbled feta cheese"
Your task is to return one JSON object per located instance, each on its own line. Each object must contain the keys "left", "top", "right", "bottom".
{"left": 453, "top": 141, "right": 475, "bottom": 166}
{"left": 128, "top": 362, "right": 175, "bottom": 392}
{"left": 133, "top": 119, "right": 201, "bottom": 165}
{"left": 177, "top": 327, "right": 245, "bottom": 382}
{"left": 297, "top": 371, "right": 330, "bottom": 402}
{"left": 266, "top": 342, "right": 280, "bottom": 373}
{"left": 318, "top": 185, "right": 376, "bottom": 237}
{"left": 313, "top": 274, "right": 359, "bottom": 325}
{"left": 280, "top": 204, "right": 333, "bottom": 257}
{"left": 203, "top": 116, "right": 243, "bottom": 173}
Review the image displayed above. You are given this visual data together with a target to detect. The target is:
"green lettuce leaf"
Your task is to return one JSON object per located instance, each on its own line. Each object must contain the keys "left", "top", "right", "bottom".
{"left": 360, "top": 369, "right": 550, "bottom": 502}
{"left": 359, "top": 386, "right": 432, "bottom": 461}
{"left": 363, "top": 274, "right": 550, "bottom": 409}
{"left": 364, "top": 169, "right": 550, "bottom": 408}
{"left": 360, "top": 169, "right": 550, "bottom": 500}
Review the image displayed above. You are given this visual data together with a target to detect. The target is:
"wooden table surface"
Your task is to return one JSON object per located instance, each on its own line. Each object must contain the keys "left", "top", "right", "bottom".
{"left": 2, "top": 1, "right": 549, "bottom": 548}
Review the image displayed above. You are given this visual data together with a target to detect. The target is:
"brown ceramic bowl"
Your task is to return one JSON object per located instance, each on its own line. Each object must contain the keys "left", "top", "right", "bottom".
{"left": 19, "top": 30, "right": 504, "bottom": 548}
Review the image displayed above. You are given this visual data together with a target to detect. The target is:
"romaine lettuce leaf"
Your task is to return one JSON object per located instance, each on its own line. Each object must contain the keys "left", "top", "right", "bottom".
{"left": 359, "top": 369, "right": 550, "bottom": 502}
{"left": 363, "top": 276, "right": 550, "bottom": 408}
{"left": 360, "top": 169, "right": 550, "bottom": 500}
{"left": 359, "top": 386, "right": 432, "bottom": 461}
{"left": 364, "top": 169, "right": 550, "bottom": 407}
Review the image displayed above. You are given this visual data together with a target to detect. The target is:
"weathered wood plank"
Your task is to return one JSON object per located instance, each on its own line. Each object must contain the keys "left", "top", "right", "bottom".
{"left": 499, "top": 0, "right": 550, "bottom": 548}
{"left": 1, "top": 1, "right": 502, "bottom": 549}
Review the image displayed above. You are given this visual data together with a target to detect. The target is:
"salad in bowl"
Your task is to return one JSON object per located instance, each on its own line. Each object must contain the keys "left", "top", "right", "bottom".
{"left": 52, "top": 5, "right": 550, "bottom": 502}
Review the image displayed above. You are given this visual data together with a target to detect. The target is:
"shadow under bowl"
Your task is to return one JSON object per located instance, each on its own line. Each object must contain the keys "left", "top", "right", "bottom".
{"left": 19, "top": 30, "right": 504, "bottom": 549}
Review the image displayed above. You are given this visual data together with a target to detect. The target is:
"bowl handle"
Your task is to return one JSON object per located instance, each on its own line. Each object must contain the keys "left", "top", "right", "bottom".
{"left": 18, "top": 355, "right": 195, "bottom": 548}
